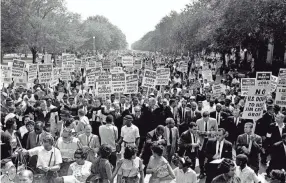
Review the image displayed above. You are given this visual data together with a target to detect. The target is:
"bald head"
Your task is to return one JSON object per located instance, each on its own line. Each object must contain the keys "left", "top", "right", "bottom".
{"left": 166, "top": 118, "right": 175, "bottom": 128}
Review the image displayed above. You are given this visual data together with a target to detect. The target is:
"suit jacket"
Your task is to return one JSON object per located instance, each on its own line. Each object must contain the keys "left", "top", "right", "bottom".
{"left": 224, "top": 116, "right": 250, "bottom": 143}
{"left": 196, "top": 118, "right": 218, "bottom": 149}
{"left": 205, "top": 139, "right": 233, "bottom": 162}
{"left": 177, "top": 107, "right": 192, "bottom": 124}
{"left": 255, "top": 112, "right": 275, "bottom": 137}
{"left": 210, "top": 111, "right": 228, "bottom": 127}
{"left": 169, "top": 106, "right": 179, "bottom": 123}
{"left": 26, "top": 131, "right": 47, "bottom": 150}
{"left": 141, "top": 104, "right": 157, "bottom": 131}
{"left": 78, "top": 133, "right": 100, "bottom": 151}
{"left": 236, "top": 133, "right": 262, "bottom": 169}
{"left": 164, "top": 126, "right": 179, "bottom": 148}
{"left": 153, "top": 106, "right": 173, "bottom": 127}
{"left": 266, "top": 123, "right": 286, "bottom": 146}
{"left": 178, "top": 130, "right": 200, "bottom": 157}
{"left": 269, "top": 141, "right": 286, "bottom": 170}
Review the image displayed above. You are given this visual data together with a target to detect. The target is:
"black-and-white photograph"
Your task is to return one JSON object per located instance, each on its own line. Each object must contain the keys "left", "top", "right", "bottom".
{"left": 1, "top": 0, "right": 286, "bottom": 182}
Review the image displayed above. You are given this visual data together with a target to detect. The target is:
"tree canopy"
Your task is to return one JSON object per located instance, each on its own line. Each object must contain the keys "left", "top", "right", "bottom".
{"left": 1, "top": 0, "right": 127, "bottom": 62}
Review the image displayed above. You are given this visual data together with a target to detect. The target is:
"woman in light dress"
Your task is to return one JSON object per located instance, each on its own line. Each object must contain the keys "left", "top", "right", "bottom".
{"left": 117, "top": 145, "right": 144, "bottom": 183}
{"left": 146, "top": 144, "right": 175, "bottom": 183}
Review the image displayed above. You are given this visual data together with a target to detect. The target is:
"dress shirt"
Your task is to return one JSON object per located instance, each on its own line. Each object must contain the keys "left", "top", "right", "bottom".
{"left": 174, "top": 167, "right": 197, "bottom": 183}
{"left": 277, "top": 123, "right": 285, "bottom": 137}
{"left": 216, "top": 140, "right": 224, "bottom": 158}
{"left": 236, "top": 165, "right": 259, "bottom": 183}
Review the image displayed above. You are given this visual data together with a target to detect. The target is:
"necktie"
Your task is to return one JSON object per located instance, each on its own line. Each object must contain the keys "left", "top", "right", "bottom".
{"left": 247, "top": 135, "right": 250, "bottom": 145}
{"left": 217, "top": 142, "right": 221, "bottom": 157}
{"left": 217, "top": 112, "right": 220, "bottom": 125}
{"left": 36, "top": 135, "right": 40, "bottom": 145}
{"left": 205, "top": 121, "right": 208, "bottom": 132}
{"left": 169, "top": 128, "right": 173, "bottom": 145}
{"left": 182, "top": 108, "right": 185, "bottom": 122}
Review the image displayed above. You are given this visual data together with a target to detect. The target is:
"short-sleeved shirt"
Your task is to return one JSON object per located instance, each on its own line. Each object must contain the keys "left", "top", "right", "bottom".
{"left": 174, "top": 167, "right": 197, "bottom": 183}
{"left": 28, "top": 146, "right": 62, "bottom": 168}
{"left": 99, "top": 124, "right": 118, "bottom": 151}
{"left": 63, "top": 161, "right": 92, "bottom": 183}
{"left": 121, "top": 124, "right": 140, "bottom": 143}
{"left": 236, "top": 166, "right": 259, "bottom": 183}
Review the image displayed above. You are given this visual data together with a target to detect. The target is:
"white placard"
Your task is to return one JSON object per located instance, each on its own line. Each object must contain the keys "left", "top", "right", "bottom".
{"left": 142, "top": 69, "right": 156, "bottom": 88}
{"left": 240, "top": 78, "right": 256, "bottom": 96}
{"left": 112, "top": 73, "right": 126, "bottom": 93}
{"left": 125, "top": 74, "right": 138, "bottom": 94}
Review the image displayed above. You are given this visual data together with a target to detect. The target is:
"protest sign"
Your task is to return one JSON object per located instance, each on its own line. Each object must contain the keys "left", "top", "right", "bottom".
{"left": 1, "top": 65, "right": 12, "bottom": 83}
{"left": 271, "top": 75, "right": 278, "bottom": 92}
{"left": 177, "top": 61, "right": 188, "bottom": 73}
{"left": 242, "top": 86, "right": 267, "bottom": 120}
{"left": 86, "top": 67, "right": 97, "bottom": 86}
{"left": 96, "top": 73, "right": 112, "bottom": 95}
{"left": 112, "top": 73, "right": 126, "bottom": 93}
{"left": 255, "top": 71, "right": 271, "bottom": 89}
{"left": 14, "top": 72, "right": 28, "bottom": 88}
{"left": 134, "top": 58, "right": 142, "bottom": 69}
{"left": 103, "top": 59, "right": 111, "bottom": 70}
{"left": 275, "top": 86, "right": 286, "bottom": 107}
{"left": 142, "top": 70, "right": 156, "bottom": 88}
{"left": 240, "top": 78, "right": 256, "bottom": 96}
{"left": 142, "top": 86, "right": 148, "bottom": 97}
{"left": 75, "top": 59, "right": 82, "bottom": 68}
{"left": 277, "top": 68, "right": 286, "bottom": 87}
{"left": 96, "top": 61, "right": 103, "bottom": 69}
{"left": 156, "top": 68, "right": 170, "bottom": 85}
{"left": 212, "top": 83, "right": 222, "bottom": 99}
{"left": 12, "top": 59, "right": 25, "bottom": 78}
{"left": 122, "top": 56, "right": 133, "bottom": 67}
{"left": 145, "top": 60, "right": 152, "bottom": 70}
{"left": 63, "top": 61, "right": 75, "bottom": 73}
{"left": 27, "top": 64, "right": 38, "bottom": 83}
{"left": 38, "top": 64, "right": 53, "bottom": 83}
{"left": 202, "top": 69, "right": 213, "bottom": 82}
{"left": 44, "top": 54, "right": 52, "bottom": 63}
{"left": 50, "top": 67, "right": 61, "bottom": 87}
{"left": 61, "top": 71, "right": 71, "bottom": 81}
{"left": 125, "top": 74, "right": 138, "bottom": 94}
{"left": 110, "top": 67, "right": 123, "bottom": 73}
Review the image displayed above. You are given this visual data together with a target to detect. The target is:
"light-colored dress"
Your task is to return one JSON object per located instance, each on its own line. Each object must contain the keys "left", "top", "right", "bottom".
{"left": 63, "top": 161, "right": 92, "bottom": 183}
{"left": 117, "top": 157, "right": 142, "bottom": 183}
{"left": 148, "top": 156, "right": 173, "bottom": 183}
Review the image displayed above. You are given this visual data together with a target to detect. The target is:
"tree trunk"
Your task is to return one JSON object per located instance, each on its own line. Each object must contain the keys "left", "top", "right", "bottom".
{"left": 31, "top": 47, "right": 37, "bottom": 63}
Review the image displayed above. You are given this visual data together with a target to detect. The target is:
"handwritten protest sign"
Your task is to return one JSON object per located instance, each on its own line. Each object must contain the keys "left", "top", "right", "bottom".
{"left": 125, "top": 74, "right": 138, "bottom": 94}
{"left": 156, "top": 68, "right": 170, "bottom": 85}
{"left": 1, "top": 65, "right": 12, "bottom": 83}
{"left": 27, "top": 64, "right": 38, "bottom": 83}
{"left": 122, "top": 56, "right": 133, "bottom": 67}
{"left": 142, "top": 70, "right": 156, "bottom": 88}
{"left": 240, "top": 78, "right": 256, "bottom": 96}
{"left": 242, "top": 86, "right": 267, "bottom": 120}
{"left": 12, "top": 59, "right": 25, "bottom": 78}
{"left": 96, "top": 73, "right": 112, "bottom": 95}
{"left": 112, "top": 73, "right": 126, "bottom": 93}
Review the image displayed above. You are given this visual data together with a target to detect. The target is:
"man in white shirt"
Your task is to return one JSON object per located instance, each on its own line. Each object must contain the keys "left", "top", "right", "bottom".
{"left": 117, "top": 114, "right": 140, "bottom": 153}
{"left": 99, "top": 115, "right": 118, "bottom": 167}
{"left": 236, "top": 154, "right": 260, "bottom": 183}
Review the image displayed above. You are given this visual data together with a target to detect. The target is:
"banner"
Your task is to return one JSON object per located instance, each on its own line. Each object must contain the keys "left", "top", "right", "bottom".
{"left": 242, "top": 86, "right": 267, "bottom": 120}
{"left": 271, "top": 75, "right": 278, "bottom": 93}
{"left": 125, "top": 74, "right": 138, "bottom": 94}
{"left": 240, "top": 78, "right": 256, "bottom": 96}
{"left": 38, "top": 64, "right": 53, "bottom": 83}
{"left": 111, "top": 73, "right": 126, "bottom": 93}
{"left": 122, "top": 56, "right": 133, "bottom": 67}
{"left": 96, "top": 73, "right": 112, "bottom": 94}
{"left": 142, "top": 70, "right": 156, "bottom": 88}
{"left": 277, "top": 68, "right": 286, "bottom": 87}
{"left": 156, "top": 68, "right": 170, "bottom": 85}
{"left": 28, "top": 64, "right": 38, "bottom": 83}
{"left": 12, "top": 59, "right": 25, "bottom": 78}
{"left": 1, "top": 65, "right": 12, "bottom": 83}
{"left": 275, "top": 86, "right": 286, "bottom": 107}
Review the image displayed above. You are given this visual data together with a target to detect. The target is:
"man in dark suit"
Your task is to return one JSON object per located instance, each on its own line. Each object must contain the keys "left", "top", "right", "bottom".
{"left": 141, "top": 97, "right": 157, "bottom": 131}
{"left": 177, "top": 99, "right": 192, "bottom": 134}
{"left": 188, "top": 102, "right": 202, "bottom": 122}
{"left": 267, "top": 133, "right": 286, "bottom": 175}
{"left": 255, "top": 105, "right": 275, "bottom": 164}
{"left": 178, "top": 122, "right": 200, "bottom": 170}
{"left": 153, "top": 99, "right": 173, "bottom": 127}
{"left": 210, "top": 103, "right": 228, "bottom": 128}
{"left": 236, "top": 122, "right": 262, "bottom": 174}
{"left": 266, "top": 113, "right": 286, "bottom": 147}
{"left": 224, "top": 108, "right": 250, "bottom": 144}
{"left": 205, "top": 128, "right": 233, "bottom": 183}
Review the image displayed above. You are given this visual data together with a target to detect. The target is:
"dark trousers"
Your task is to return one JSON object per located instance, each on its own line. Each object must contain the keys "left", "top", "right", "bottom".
{"left": 91, "top": 121, "right": 101, "bottom": 135}
{"left": 198, "top": 150, "right": 206, "bottom": 174}
{"left": 186, "top": 152, "right": 197, "bottom": 170}
{"left": 108, "top": 151, "right": 117, "bottom": 168}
